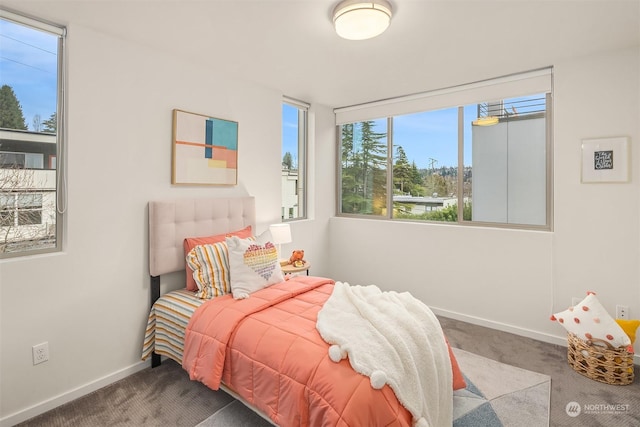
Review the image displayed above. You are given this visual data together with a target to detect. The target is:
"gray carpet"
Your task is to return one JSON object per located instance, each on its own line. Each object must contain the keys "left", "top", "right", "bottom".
{"left": 15, "top": 358, "right": 235, "bottom": 427}
{"left": 16, "top": 316, "right": 640, "bottom": 426}
{"left": 196, "top": 401, "right": 272, "bottom": 427}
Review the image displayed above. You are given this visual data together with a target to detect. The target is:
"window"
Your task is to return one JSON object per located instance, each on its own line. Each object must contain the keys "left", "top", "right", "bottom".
{"left": 340, "top": 119, "right": 388, "bottom": 215}
{"left": 337, "top": 69, "right": 552, "bottom": 229}
{"left": 0, "top": 10, "right": 66, "bottom": 256}
{"left": 0, "top": 151, "right": 44, "bottom": 169}
{"left": 392, "top": 108, "right": 459, "bottom": 221}
{"left": 17, "top": 193, "right": 43, "bottom": 225}
{"left": 281, "top": 97, "right": 308, "bottom": 221}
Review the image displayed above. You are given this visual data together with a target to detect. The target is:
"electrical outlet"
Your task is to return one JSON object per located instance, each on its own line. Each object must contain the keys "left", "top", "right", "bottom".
{"left": 616, "top": 305, "right": 629, "bottom": 320}
{"left": 572, "top": 297, "right": 581, "bottom": 307}
{"left": 32, "top": 342, "right": 49, "bottom": 365}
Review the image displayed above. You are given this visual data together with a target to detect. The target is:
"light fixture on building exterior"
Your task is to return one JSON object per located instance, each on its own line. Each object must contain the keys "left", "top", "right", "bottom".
{"left": 333, "top": 0, "right": 393, "bottom": 40}
{"left": 472, "top": 116, "right": 500, "bottom": 126}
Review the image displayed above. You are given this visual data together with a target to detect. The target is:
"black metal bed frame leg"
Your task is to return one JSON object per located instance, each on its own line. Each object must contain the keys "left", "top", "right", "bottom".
{"left": 151, "top": 352, "right": 161, "bottom": 368}
{"left": 150, "top": 275, "right": 161, "bottom": 368}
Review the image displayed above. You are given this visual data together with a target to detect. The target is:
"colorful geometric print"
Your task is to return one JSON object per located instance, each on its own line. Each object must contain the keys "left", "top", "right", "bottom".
{"left": 205, "top": 117, "right": 238, "bottom": 168}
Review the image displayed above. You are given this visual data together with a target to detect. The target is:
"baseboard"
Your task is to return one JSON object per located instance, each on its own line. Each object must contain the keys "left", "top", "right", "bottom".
{"left": 431, "top": 307, "right": 640, "bottom": 365}
{"left": 0, "top": 360, "right": 149, "bottom": 427}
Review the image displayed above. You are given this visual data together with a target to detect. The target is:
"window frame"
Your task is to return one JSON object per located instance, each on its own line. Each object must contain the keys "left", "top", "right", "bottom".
{"left": 336, "top": 70, "right": 553, "bottom": 231}
{"left": 0, "top": 9, "right": 66, "bottom": 258}
{"left": 281, "top": 97, "right": 309, "bottom": 222}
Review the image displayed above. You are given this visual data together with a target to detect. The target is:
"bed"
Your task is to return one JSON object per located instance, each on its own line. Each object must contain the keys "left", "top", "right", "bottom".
{"left": 142, "top": 197, "right": 462, "bottom": 427}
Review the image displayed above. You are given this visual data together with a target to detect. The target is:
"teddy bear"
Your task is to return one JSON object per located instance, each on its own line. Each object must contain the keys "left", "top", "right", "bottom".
{"left": 289, "top": 250, "right": 305, "bottom": 268}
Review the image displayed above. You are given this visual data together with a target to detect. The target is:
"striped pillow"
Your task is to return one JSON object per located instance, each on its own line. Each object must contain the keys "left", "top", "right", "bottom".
{"left": 183, "top": 226, "right": 253, "bottom": 291}
{"left": 186, "top": 242, "right": 232, "bottom": 299}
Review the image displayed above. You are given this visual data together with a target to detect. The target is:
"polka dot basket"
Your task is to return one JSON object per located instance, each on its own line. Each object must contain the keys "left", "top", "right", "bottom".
{"left": 567, "top": 333, "right": 634, "bottom": 385}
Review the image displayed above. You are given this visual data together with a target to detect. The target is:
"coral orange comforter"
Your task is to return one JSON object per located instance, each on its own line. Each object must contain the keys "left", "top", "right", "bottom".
{"left": 183, "top": 276, "right": 419, "bottom": 426}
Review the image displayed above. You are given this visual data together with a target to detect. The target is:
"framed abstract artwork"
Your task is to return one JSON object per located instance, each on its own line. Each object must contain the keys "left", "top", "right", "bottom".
{"left": 172, "top": 109, "right": 238, "bottom": 185}
{"left": 581, "top": 137, "right": 629, "bottom": 183}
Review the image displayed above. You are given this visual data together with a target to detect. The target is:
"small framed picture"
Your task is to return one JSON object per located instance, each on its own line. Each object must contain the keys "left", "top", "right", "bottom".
{"left": 581, "top": 137, "right": 630, "bottom": 183}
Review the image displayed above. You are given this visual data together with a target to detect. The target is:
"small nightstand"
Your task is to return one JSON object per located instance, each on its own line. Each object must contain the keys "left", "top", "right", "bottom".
{"left": 281, "top": 261, "right": 311, "bottom": 276}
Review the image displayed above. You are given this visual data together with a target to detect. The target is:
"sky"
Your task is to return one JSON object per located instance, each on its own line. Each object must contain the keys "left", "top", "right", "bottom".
{"left": 282, "top": 103, "right": 300, "bottom": 166}
{"left": 388, "top": 107, "right": 475, "bottom": 169}
{"left": 345, "top": 106, "right": 477, "bottom": 170}
{"left": 338, "top": 96, "right": 543, "bottom": 170}
{"left": 0, "top": 19, "right": 59, "bottom": 130}
{"left": 282, "top": 103, "right": 473, "bottom": 171}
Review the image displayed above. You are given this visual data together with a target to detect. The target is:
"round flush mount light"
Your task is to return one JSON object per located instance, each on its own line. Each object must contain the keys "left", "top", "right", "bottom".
{"left": 333, "top": 0, "right": 393, "bottom": 41}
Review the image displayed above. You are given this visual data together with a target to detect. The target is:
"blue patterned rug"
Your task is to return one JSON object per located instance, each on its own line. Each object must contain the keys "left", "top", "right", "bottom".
{"left": 454, "top": 374, "right": 505, "bottom": 426}
{"left": 198, "top": 349, "right": 550, "bottom": 427}
{"left": 452, "top": 348, "right": 550, "bottom": 427}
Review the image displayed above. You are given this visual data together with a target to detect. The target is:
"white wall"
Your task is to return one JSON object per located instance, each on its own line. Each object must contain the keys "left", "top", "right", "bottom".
{"left": 0, "top": 11, "right": 637, "bottom": 427}
{"left": 329, "top": 46, "right": 640, "bottom": 354}
{"left": 0, "top": 21, "right": 333, "bottom": 425}
{"left": 552, "top": 47, "right": 639, "bottom": 332}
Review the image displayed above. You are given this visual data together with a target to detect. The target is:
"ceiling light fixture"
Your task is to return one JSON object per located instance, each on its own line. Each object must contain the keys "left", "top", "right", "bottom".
{"left": 333, "top": 0, "right": 393, "bottom": 41}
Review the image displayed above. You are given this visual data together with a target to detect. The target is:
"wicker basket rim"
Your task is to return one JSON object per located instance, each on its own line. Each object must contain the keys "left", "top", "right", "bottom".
{"left": 567, "top": 332, "right": 630, "bottom": 352}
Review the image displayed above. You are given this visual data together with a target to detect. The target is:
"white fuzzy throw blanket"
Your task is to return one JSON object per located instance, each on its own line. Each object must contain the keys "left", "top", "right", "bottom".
{"left": 316, "top": 282, "right": 452, "bottom": 427}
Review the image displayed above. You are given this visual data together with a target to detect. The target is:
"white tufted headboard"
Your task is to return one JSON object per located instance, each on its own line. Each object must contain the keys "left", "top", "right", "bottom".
{"left": 148, "top": 197, "right": 255, "bottom": 277}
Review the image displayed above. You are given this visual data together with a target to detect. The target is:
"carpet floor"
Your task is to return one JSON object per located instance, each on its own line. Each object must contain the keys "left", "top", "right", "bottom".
{"left": 15, "top": 316, "right": 640, "bottom": 426}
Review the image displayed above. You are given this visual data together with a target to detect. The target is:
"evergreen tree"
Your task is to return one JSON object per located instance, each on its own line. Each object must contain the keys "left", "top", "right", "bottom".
{"left": 0, "top": 85, "right": 28, "bottom": 130}
{"left": 341, "top": 124, "right": 363, "bottom": 213}
{"left": 393, "top": 146, "right": 411, "bottom": 194}
{"left": 282, "top": 152, "right": 293, "bottom": 169}
{"left": 42, "top": 112, "right": 57, "bottom": 133}
{"left": 341, "top": 121, "right": 387, "bottom": 214}
{"left": 340, "top": 123, "right": 354, "bottom": 168}
{"left": 392, "top": 150, "right": 427, "bottom": 198}
{"left": 409, "top": 161, "right": 425, "bottom": 196}
{"left": 359, "top": 121, "right": 387, "bottom": 214}
{"left": 341, "top": 123, "right": 361, "bottom": 213}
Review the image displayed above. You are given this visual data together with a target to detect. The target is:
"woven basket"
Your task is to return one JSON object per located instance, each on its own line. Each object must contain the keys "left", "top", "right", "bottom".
{"left": 567, "top": 333, "right": 634, "bottom": 385}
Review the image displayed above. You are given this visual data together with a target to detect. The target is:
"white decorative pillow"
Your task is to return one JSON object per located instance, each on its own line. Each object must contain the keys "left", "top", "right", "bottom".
{"left": 226, "top": 231, "right": 284, "bottom": 299}
{"left": 551, "top": 292, "right": 631, "bottom": 348}
{"left": 186, "top": 241, "right": 232, "bottom": 299}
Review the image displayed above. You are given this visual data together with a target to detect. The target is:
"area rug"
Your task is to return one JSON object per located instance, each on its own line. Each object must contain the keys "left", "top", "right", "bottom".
{"left": 452, "top": 348, "right": 550, "bottom": 426}
{"left": 197, "top": 348, "right": 550, "bottom": 427}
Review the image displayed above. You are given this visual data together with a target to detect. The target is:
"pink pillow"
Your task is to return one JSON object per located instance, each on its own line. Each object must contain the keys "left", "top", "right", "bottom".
{"left": 183, "top": 226, "right": 252, "bottom": 291}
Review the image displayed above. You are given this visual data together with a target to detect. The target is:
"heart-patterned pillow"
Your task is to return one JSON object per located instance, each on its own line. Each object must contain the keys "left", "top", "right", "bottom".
{"left": 243, "top": 242, "right": 279, "bottom": 280}
{"left": 226, "top": 231, "right": 284, "bottom": 299}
